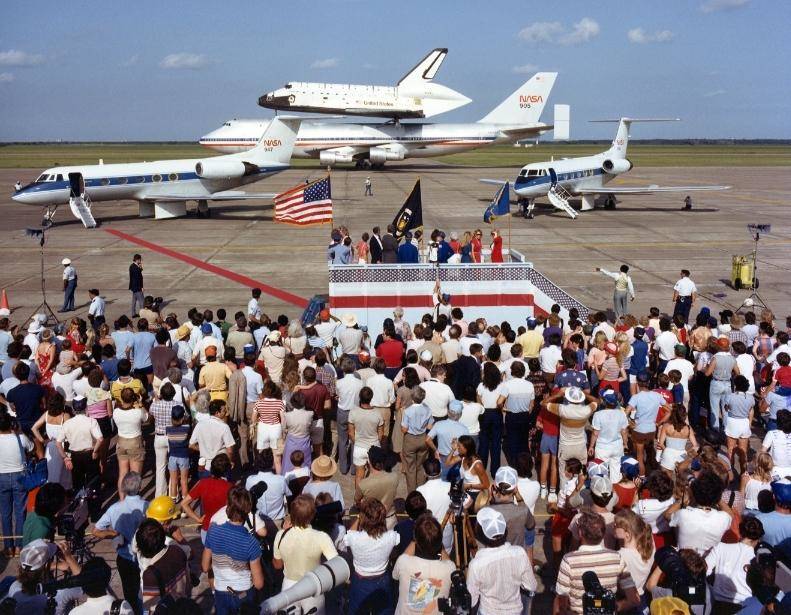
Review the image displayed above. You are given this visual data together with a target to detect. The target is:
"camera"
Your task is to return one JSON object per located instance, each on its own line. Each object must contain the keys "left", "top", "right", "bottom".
{"left": 438, "top": 570, "right": 472, "bottom": 615}
{"left": 654, "top": 547, "right": 706, "bottom": 607}
{"left": 447, "top": 477, "right": 465, "bottom": 517}
{"left": 55, "top": 487, "right": 95, "bottom": 563}
{"left": 581, "top": 571, "right": 616, "bottom": 615}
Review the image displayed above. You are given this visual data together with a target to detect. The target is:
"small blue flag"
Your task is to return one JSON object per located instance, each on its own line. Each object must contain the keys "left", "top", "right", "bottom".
{"left": 483, "top": 182, "right": 510, "bottom": 224}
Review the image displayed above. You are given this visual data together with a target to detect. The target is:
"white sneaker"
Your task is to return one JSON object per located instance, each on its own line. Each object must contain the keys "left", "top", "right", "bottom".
{"left": 539, "top": 486, "right": 548, "bottom": 500}
{"left": 547, "top": 491, "right": 558, "bottom": 504}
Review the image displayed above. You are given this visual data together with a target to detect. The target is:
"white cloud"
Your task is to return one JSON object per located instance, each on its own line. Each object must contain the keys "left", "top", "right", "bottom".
{"left": 560, "top": 17, "right": 600, "bottom": 45}
{"left": 518, "top": 18, "right": 599, "bottom": 46}
{"left": 121, "top": 54, "right": 139, "bottom": 67}
{"left": 703, "top": 89, "right": 726, "bottom": 97}
{"left": 159, "top": 53, "right": 210, "bottom": 70}
{"left": 627, "top": 28, "right": 674, "bottom": 44}
{"left": 0, "top": 50, "right": 45, "bottom": 67}
{"left": 512, "top": 64, "right": 539, "bottom": 74}
{"left": 0, "top": 73, "right": 15, "bottom": 83}
{"left": 701, "top": 0, "right": 749, "bottom": 12}
{"left": 310, "top": 58, "right": 339, "bottom": 69}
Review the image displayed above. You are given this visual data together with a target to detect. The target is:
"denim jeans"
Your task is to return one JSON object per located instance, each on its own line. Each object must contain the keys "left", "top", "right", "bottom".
{"left": 214, "top": 588, "right": 257, "bottom": 615}
{"left": 478, "top": 409, "right": 503, "bottom": 475}
{"left": 709, "top": 379, "right": 732, "bottom": 432}
{"left": 336, "top": 407, "right": 351, "bottom": 475}
{"left": 348, "top": 572, "right": 393, "bottom": 615}
{"left": 0, "top": 471, "right": 25, "bottom": 549}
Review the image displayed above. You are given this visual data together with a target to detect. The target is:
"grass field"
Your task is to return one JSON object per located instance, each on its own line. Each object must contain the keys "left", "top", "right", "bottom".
{"left": 0, "top": 142, "right": 789, "bottom": 169}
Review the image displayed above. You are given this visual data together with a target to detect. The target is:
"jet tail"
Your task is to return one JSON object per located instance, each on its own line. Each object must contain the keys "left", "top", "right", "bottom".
{"left": 478, "top": 72, "right": 557, "bottom": 124}
{"left": 397, "top": 48, "right": 448, "bottom": 86}
{"left": 242, "top": 117, "right": 303, "bottom": 165}
{"left": 590, "top": 117, "right": 680, "bottom": 159}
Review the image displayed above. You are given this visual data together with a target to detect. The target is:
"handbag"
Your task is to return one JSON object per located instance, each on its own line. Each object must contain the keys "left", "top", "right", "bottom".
{"left": 15, "top": 434, "right": 48, "bottom": 491}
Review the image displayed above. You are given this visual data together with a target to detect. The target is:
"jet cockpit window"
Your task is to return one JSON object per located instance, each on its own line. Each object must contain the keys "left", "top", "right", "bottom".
{"left": 519, "top": 170, "right": 527, "bottom": 177}
{"left": 36, "top": 174, "right": 48, "bottom": 182}
{"left": 284, "top": 83, "right": 292, "bottom": 89}
{"left": 526, "top": 169, "right": 539, "bottom": 178}
{"left": 56, "top": 174, "right": 63, "bottom": 181}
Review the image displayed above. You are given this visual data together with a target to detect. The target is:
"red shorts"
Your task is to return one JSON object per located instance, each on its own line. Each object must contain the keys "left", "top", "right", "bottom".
{"left": 551, "top": 511, "right": 576, "bottom": 538}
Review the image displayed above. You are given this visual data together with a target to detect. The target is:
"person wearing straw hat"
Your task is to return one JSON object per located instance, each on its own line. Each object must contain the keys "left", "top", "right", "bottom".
{"left": 467, "top": 506, "right": 537, "bottom": 615}
{"left": 337, "top": 313, "right": 364, "bottom": 365}
{"left": 302, "top": 454, "right": 344, "bottom": 508}
{"left": 58, "top": 257, "right": 77, "bottom": 313}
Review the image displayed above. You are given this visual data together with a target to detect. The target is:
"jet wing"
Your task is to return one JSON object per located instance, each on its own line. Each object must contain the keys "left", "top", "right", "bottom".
{"left": 143, "top": 190, "right": 277, "bottom": 201}
{"left": 580, "top": 184, "right": 730, "bottom": 195}
{"left": 479, "top": 179, "right": 509, "bottom": 186}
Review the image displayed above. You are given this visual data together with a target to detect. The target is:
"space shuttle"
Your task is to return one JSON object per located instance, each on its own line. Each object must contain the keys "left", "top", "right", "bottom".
{"left": 258, "top": 48, "right": 471, "bottom": 119}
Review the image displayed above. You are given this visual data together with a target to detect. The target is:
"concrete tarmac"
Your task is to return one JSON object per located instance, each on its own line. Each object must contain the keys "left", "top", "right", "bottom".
{"left": 0, "top": 161, "right": 788, "bottom": 608}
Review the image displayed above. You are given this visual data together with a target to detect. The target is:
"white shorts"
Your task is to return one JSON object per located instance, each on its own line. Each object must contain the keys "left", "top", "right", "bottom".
{"left": 629, "top": 374, "right": 637, "bottom": 384}
{"left": 724, "top": 416, "right": 751, "bottom": 440}
{"left": 256, "top": 423, "right": 282, "bottom": 451}
{"left": 352, "top": 445, "right": 370, "bottom": 468}
{"left": 660, "top": 447, "right": 687, "bottom": 471}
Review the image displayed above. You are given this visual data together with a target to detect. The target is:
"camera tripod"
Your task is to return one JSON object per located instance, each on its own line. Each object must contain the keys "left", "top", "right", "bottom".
{"left": 440, "top": 507, "right": 477, "bottom": 571}
{"left": 24, "top": 226, "right": 60, "bottom": 328}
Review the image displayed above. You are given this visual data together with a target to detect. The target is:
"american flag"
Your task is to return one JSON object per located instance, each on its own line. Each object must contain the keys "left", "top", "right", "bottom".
{"left": 274, "top": 176, "right": 333, "bottom": 225}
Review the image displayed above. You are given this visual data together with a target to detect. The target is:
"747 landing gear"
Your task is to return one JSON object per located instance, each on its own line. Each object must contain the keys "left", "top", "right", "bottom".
{"left": 604, "top": 195, "right": 617, "bottom": 210}
{"left": 41, "top": 205, "right": 58, "bottom": 228}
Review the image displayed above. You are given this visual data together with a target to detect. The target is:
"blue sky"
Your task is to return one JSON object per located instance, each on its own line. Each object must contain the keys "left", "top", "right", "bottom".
{"left": 1, "top": 0, "right": 789, "bottom": 141}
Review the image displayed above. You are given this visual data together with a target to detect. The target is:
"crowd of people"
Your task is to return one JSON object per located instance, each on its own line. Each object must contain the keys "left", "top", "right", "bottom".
{"left": 326, "top": 225, "right": 506, "bottom": 264}
{"left": 0, "top": 251, "right": 789, "bottom": 614}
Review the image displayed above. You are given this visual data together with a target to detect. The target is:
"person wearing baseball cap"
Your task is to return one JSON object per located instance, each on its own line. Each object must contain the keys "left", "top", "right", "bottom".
{"left": 424, "top": 399, "right": 468, "bottom": 479}
{"left": 486, "top": 466, "right": 536, "bottom": 553}
{"left": 755, "top": 478, "right": 791, "bottom": 551}
{"left": 59, "top": 257, "right": 77, "bottom": 313}
{"left": 540, "top": 386, "right": 599, "bottom": 496}
{"left": 467, "top": 506, "right": 537, "bottom": 614}
{"left": 8, "top": 539, "right": 84, "bottom": 611}
{"left": 589, "top": 388, "right": 629, "bottom": 484}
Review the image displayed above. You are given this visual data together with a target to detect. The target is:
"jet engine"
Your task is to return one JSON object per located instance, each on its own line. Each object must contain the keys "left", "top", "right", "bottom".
{"left": 195, "top": 159, "right": 256, "bottom": 180}
{"left": 601, "top": 159, "right": 632, "bottom": 174}
{"left": 369, "top": 146, "right": 406, "bottom": 164}
{"left": 319, "top": 150, "right": 354, "bottom": 166}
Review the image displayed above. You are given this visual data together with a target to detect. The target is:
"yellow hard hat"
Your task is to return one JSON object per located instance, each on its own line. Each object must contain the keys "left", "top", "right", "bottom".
{"left": 147, "top": 495, "right": 179, "bottom": 522}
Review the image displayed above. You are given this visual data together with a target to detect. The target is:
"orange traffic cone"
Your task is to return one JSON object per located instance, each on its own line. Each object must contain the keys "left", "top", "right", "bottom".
{"left": 0, "top": 289, "right": 8, "bottom": 312}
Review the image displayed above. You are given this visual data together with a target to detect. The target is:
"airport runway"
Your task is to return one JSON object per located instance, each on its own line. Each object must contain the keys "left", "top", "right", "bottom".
{"left": 0, "top": 163, "right": 788, "bottom": 324}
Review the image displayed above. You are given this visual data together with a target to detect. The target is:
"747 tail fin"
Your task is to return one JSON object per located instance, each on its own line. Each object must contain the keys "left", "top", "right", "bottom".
{"left": 478, "top": 72, "right": 557, "bottom": 124}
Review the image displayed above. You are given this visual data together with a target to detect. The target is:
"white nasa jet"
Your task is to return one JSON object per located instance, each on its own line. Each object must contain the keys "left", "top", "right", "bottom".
{"left": 482, "top": 118, "right": 729, "bottom": 219}
{"left": 201, "top": 73, "right": 562, "bottom": 168}
{"left": 259, "top": 48, "right": 471, "bottom": 119}
{"left": 12, "top": 117, "right": 303, "bottom": 228}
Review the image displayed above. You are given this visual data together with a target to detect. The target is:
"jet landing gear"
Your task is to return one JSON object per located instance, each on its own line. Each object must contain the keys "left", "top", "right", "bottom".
{"left": 354, "top": 159, "right": 385, "bottom": 170}
{"left": 41, "top": 205, "right": 58, "bottom": 228}
{"left": 518, "top": 198, "right": 535, "bottom": 219}
{"left": 604, "top": 195, "right": 617, "bottom": 210}
{"left": 196, "top": 199, "right": 211, "bottom": 219}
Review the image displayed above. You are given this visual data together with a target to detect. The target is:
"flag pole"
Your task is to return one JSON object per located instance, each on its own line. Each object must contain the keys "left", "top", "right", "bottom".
{"left": 508, "top": 206, "right": 512, "bottom": 260}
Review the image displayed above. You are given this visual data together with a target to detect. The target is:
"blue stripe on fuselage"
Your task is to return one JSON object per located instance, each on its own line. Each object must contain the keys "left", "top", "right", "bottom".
{"left": 14, "top": 166, "right": 280, "bottom": 196}
{"left": 514, "top": 167, "right": 604, "bottom": 189}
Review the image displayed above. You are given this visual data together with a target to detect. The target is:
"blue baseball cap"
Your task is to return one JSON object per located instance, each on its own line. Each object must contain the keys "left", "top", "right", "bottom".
{"left": 771, "top": 479, "right": 791, "bottom": 506}
{"left": 201, "top": 322, "right": 212, "bottom": 335}
{"left": 601, "top": 389, "right": 618, "bottom": 405}
{"left": 449, "top": 399, "right": 463, "bottom": 414}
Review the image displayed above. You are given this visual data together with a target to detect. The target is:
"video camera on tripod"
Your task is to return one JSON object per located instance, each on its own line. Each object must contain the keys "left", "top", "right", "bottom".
{"left": 581, "top": 571, "right": 616, "bottom": 615}
{"left": 447, "top": 477, "right": 466, "bottom": 517}
{"left": 55, "top": 487, "right": 95, "bottom": 563}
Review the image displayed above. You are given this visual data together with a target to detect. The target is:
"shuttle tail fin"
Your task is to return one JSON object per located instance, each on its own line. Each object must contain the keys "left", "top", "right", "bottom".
{"left": 478, "top": 72, "right": 557, "bottom": 124}
{"left": 243, "top": 117, "right": 302, "bottom": 165}
{"left": 397, "top": 48, "right": 448, "bottom": 86}
{"left": 591, "top": 117, "right": 680, "bottom": 159}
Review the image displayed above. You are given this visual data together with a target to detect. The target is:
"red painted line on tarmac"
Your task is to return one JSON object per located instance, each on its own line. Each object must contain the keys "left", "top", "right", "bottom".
{"left": 103, "top": 228, "right": 309, "bottom": 308}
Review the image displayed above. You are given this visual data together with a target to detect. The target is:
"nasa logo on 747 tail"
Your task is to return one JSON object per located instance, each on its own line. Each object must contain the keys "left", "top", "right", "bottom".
{"left": 263, "top": 139, "right": 282, "bottom": 147}
{"left": 519, "top": 94, "right": 543, "bottom": 109}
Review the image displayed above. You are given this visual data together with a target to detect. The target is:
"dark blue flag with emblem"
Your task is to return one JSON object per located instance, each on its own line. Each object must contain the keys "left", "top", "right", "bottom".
{"left": 391, "top": 179, "right": 423, "bottom": 240}
{"left": 484, "top": 182, "right": 510, "bottom": 224}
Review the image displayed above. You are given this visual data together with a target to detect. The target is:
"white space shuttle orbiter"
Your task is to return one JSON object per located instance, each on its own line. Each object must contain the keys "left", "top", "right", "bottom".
{"left": 258, "top": 48, "right": 471, "bottom": 119}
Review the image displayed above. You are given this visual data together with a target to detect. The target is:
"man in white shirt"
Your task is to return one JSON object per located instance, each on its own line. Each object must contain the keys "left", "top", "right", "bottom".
{"left": 497, "top": 362, "right": 535, "bottom": 465}
{"left": 664, "top": 344, "right": 695, "bottom": 404}
{"left": 59, "top": 257, "right": 77, "bottom": 313}
{"left": 314, "top": 309, "right": 339, "bottom": 357}
{"left": 247, "top": 288, "right": 262, "bottom": 325}
{"left": 245, "top": 449, "right": 290, "bottom": 524}
{"left": 416, "top": 458, "right": 453, "bottom": 551}
{"left": 193, "top": 323, "right": 224, "bottom": 367}
{"left": 653, "top": 317, "right": 678, "bottom": 371}
{"left": 23, "top": 320, "right": 42, "bottom": 356}
{"left": 591, "top": 313, "right": 616, "bottom": 343}
{"left": 665, "top": 472, "right": 732, "bottom": 554}
{"left": 189, "top": 400, "right": 235, "bottom": 472}
{"left": 87, "top": 288, "right": 105, "bottom": 330}
{"left": 420, "top": 365, "right": 455, "bottom": 420}
{"left": 705, "top": 516, "right": 765, "bottom": 609}
{"left": 596, "top": 265, "right": 635, "bottom": 319}
{"left": 336, "top": 358, "right": 363, "bottom": 474}
{"left": 366, "top": 359, "right": 395, "bottom": 437}
{"left": 672, "top": 269, "right": 697, "bottom": 324}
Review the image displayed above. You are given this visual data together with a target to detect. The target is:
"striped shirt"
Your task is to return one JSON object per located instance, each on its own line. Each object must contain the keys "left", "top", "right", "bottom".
{"left": 556, "top": 544, "right": 634, "bottom": 614}
{"left": 205, "top": 521, "right": 262, "bottom": 592}
{"left": 255, "top": 397, "right": 284, "bottom": 424}
{"left": 150, "top": 399, "right": 177, "bottom": 435}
